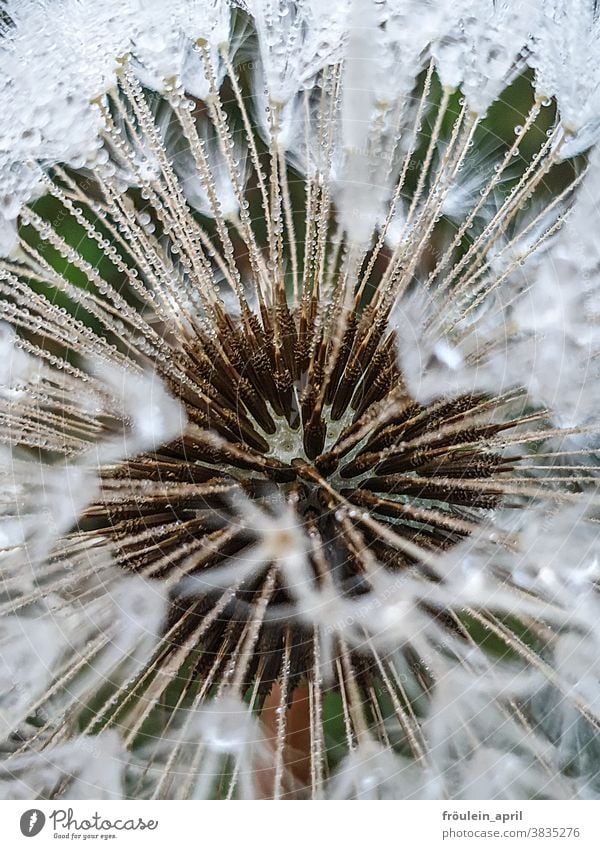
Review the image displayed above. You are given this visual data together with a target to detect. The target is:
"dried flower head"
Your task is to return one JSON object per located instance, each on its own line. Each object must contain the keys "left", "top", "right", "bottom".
{"left": 0, "top": 0, "right": 599, "bottom": 800}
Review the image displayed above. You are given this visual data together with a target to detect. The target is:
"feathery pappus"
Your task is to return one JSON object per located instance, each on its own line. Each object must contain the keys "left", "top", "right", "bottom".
{"left": 0, "top": 0, "right": 599, "bottom": 800}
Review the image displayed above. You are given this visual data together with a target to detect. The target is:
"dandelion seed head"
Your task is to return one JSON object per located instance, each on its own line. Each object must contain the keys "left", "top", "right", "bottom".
{"left": 0, "top": 0, "right": 600, "bottom": 800}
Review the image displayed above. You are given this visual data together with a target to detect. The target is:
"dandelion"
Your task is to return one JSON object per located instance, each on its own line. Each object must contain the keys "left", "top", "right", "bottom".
{"left": 0, "top": 0, "right": 599, "bottom": 800}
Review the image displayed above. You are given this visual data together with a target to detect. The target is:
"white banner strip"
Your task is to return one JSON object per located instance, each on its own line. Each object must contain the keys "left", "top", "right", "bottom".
{"left": 0, "top": 800, "right": 597, "bottom": 848}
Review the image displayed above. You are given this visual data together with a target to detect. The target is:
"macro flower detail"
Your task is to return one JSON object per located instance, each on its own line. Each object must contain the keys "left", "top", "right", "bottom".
{"left": 0, "top": 0, "right": 599, "bottom": 801}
